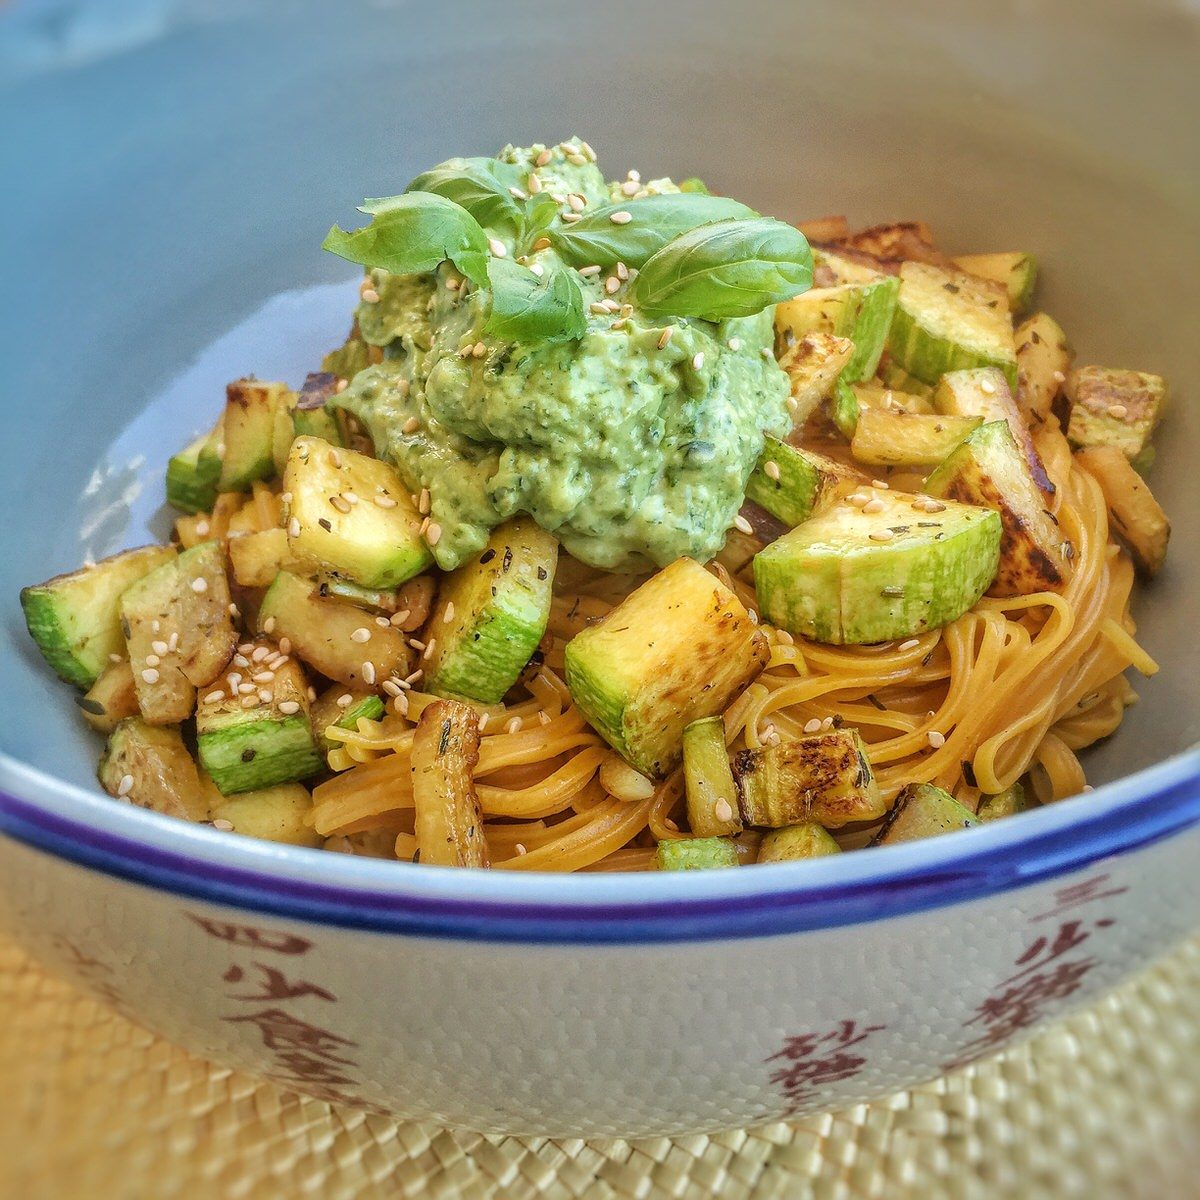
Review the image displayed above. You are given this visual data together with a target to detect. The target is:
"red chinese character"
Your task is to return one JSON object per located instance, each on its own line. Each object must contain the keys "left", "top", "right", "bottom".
{"left": 186, "top": 913, "right": 312, "bottom": 955}
{"left": 1006, "top": 919, "right": 1112, "bottom": 983}
{"left": 765, "top": 1021, "right": 885, "bottom": 1112}
{"left": 222, "top": 963, "right": 337, "bottom": 1003}
{"left": 1032, "top": 874, "right": 1128, "bottom": 922}
{"left": 268, "top": 1052, "right": 359, "bottom": 1088}
{"left": 224, "top": 1008, "right": 357, "bottom": 1064}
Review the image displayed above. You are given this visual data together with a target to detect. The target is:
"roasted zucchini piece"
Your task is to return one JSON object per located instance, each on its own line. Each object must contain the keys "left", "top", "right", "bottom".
{"left": 1014, "top": 312, "right": 1073, "bottom": 422}
{"left": 775, "top": 273, "right": 899, "bottom": 382}
{"left": 210, "top": 782, "right": 322, "bottom": 847}
{"left": 423, "top": 516, "right": 558, "bottom": 704}
{"left": 166, "top": 419, "right": 224, "bottom": 514}
{"left": 20, "top": 545, "right": 177, "bottom": 689}
{"left": 779, "top": 332, "right": 855, "bottom": 426}
{"left": 76, "top": 660, "right": 139, "bottom": 734}
{"left": 322, "top": 327, "right": 373, "bottom": 382}
{"left": 829, "top": 378, "right": 861, "bottom": 439}
{"left": 282, "top": 435, "right": 432, "bottom": 589}
{"left": 868, "top": 782, "right": 979, "bottom": 845}
{"left": 120, "top": 556, "right": 196, "bottom": 724}
{"left": 411, "top": 699, "right": 488, "bottom": 867}
{"left": 98, "top": 718, "right": 211, "bottom": 822}
{"left": 757, "top": 822, "right": 841, "bottom": 863}
{"left": 952, "top": 252, "right": 1038, "bottom": 314}
{"left": 977, "top": 782, "right": 1034, "bottom": 822}
{"left": 925, "top": 421, "right": 1068, "bottom": 596}
{"left": 314, "top": 574, "right": 408, "bottom": 614}
{"left": 932, "top": 367, "right": 1053, "bottom": 494}
{"left": 655, "top": 837, "right": 740, "bottom": 871}
{"left": 734, "top": 728, "right": 884, "bottom": 828}
{"left": 228, "top": 528, "right": 300, "bottom": 588}
{"left": 682, "top": 716, "right": 743, "bottom": 838}
{"left": 310, "top": 685, "right": 386, "bottom": 754}
{"left": 1065, "top": 366, "right": 1166, "bottom": 460}
{"left": 1076, "top": 445, "right": 1170, "bottom": 575}
{"left": 258, "top": 571, "right": 413, "bottom": 687}
{"left": 564, "top": 558, "right": 768, "bottom": 778}
{"left": 850, "top": 409, "right": 981, "bottom": 468}
{"left": 754, "top": 490, "right": 1001, "bottom": 644}
{"left": 852, "top": 381, "right": 935, "bottom": 415}
{"left": 876, "top": 358, "right": 934, "bottom": 398}
{"left": 744, "top": 437, "right": 849, "bottom": 527}
{"left": 887, "top": 263, "right": 1017, "bottom": 388}
{"left": 174, "top": 540, "right": 237, "bottom": 687}
{"left": 219, "top": 379, "right": 292, "bottom": 491}
{"left": 196, "top": 647, "right": 322, "bottom": 794}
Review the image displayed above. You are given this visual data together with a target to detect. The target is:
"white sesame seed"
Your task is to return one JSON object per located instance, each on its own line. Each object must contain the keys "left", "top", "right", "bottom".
{"left": 1107, "top": 404, "right": 1128, "bottom": 418}
{"left": 802, "top": 718, "right": 822, "bottom": 734}
{"left": 343, "top": 490, "right": 359, "bottom": 506}
{"left": 567, "top": 193, "right": 586, "bottom": 213}
{"left": 472, "top": 342, "right": 487, "bottom": 358}
{"left": 238, "top": 683, "right": 256, "bottom": 695}
{"left": 786, "top": 396, "right": 800, "bottom": 414}
{"left": 374, "top": 494, "right": 398, "bottom": 508}
{"left": 361, "top": 661, "right": 376, "bottom": 685}
{"left": 898, "top": 639, "right": 920, "bottom": 651}
{"left": 535, "top": 148, "right": 553, "bottom": 167}
{"left": 537, "top": 709, "right": 552, "bottom": 726}
{"left": 872, "top": 479, "right": 890, "bottom": 489}
{"left": 477, "top": 711, "right": 490, "bottom": 731}
{"left": 258, "top": 689, "right": 273, "bottom": 704}
{"left": 203, "top": 690, "right": 224, "bottom": 704}
{"left": 869, "top": 529, "right": 895, "bottom": 542}
{"left": 927, "top": 730, "right": 946, "bottom": 748}
{"left": 621, "top": 179, "right": 639, "bottom": 197}
{"left": 402, "top": 416, "right": 421, "bottom": 434}
{"left": 109, "top": 652, "right": 124, "bottom": 663}
{"left": 381, "top": 679, "right": 402, "bottom": 697}
{"left": 426, "top": 522, "right": 443, "bottom": 546}
{"left": 418, "top": 488, "right": 430, "bottom": 515}
{"left": 144, "top": 654, "right": 160, "bottom": 667}
{"left": 390, "top": 610, "right": 411, "bottom": 627}
{"left": 443, "top": 602, "right": 456, "bottom": 623}
{"left": 307, "top": 686, "right": 317, "bottom": 702}
{"left": 728, "top": 337, "right": 743, "bottom": 351}
{"left": 350, "top": 627, "right": 371, "bottom": 644}
{"left": 821, "top": 716, "right": 835, "bottom": 730}
{"left": 288, "top": 518, "right": 301, "bottom": 538}
{"left": 423, "top": 639, "right": 436, "bottom": 661}
{"left": 487, "top": 238, "right": 508, "bottom": 259}
{"left": 1052, "top": 370, "right": 1066, "bottom": 384}
{"left": 151, "top": 620, "right": 161, "bottom": 633}
{"left": 117, "top": 774, "right": 134, "bottom": 797}
{"left": 560, "top": 212, "right": 582, "bottom": 224}
{"left": 616, "top": 261, "right": 629, "bottom": 281}
{"left": 263, "top": 616, "right": 276, "bottom": 634}
{"left": 505, "top": 716, "right": 522, "bottom": 734}
{"left": 404, "top": 669, "right": 424, "bottom": 685}
{"left": 567, "top": 153, "right": 587, "bottom": 166}
{"left": 228, "top": 603, "right": 240, "bottom": 618}
{"left": 733, "top": 514, "right": 754, "bottom": 535}
{"left": 847, "top": 492, "right": 870, "bottom": 507}
{"left": 227, "top": 673, "right": 242, "bottom": 688}
{"left": 195, "top": 520, "right": 210, "bottom": 536}
{"left": 747, "top": 609, "right": 759, "bottom": 625}
{"left": 529, "top": 262, "right": 545, "bottom": 277}
{"left": 140, "top": 668, "right": 160, "bottom": 684}
{"left": 336, "top": 693, "right": 353, "bottom": 708}
{"left": 515, "top": 842, "right": 527, "bottom": 856}
{"left": 278, "top": 700, "right": 300, "bottom": 715}
{"left": 361, "top": 288, "right": 380, "bottom": 304}
{"left": 862, "top": 498, "right": 886, "bottom": 514}
{"left": 392, "top": 693, "right": 410, "bottom": 716}
{"left": 605, "top": 275, "right": 620, "bottom": 294}
{"left": 578, "top": 265, "right": 602, "bottom": 277}
{"left": 252, "top": 646, "right": 270, "bottom": 662}
{"left": 277, "top": 637, "right": 291, "bottom": 655}
{"left": 152, "top": 638, "right": 169, "bottom": 656}
{"left": 692, "top": 352, "right": 705, "bottom": 370}
{"left": 763, "top": 460, "right": 781, "bottom": 482}
{"left": 408, "top": 638, "right": 425, "bottom": 652}
{"left": 212, "top": 818, "right": 235, "bottom": 832}
{"left": 240, "top": 694, "right": 258, "bottom": 708}
{"left": 609, "top": 210, "right": 632, "bottom": 225}
{"left": 527, "top": 172, "right": 542, "bottom": 194}
{"left": 252, "top": 670, "right": 275, "bottom": 684}
{"left": 508, "top": 186, "right": 527, "bottom": 200}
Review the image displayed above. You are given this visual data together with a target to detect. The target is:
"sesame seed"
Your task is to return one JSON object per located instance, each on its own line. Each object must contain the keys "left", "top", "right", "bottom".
{"left": 361, "top": 661, "right": 376, "bottom": 685}
{"left": 227, "top": 673, "right": 242, "bottom": 688}
{"left": 252, "top": 670, "right": 275, "bottom": 684}
{"left": 472, "top": 342, "right": 487, "bottom": 358}
{"left": 728, "top": 337, "right": 743, "bottom": 351}
{"left": 117, "top": 774, "right": 134, "bottom": 797}
{"left": 862, "top": 498, "right": 886, "bottom": 514}
{"left": 505, "top": 716, "right": 522, "bottom": 734}
{"left": 869, "top": 529, "right": 895, "bottom": 542}
{"left": 288, "top": 518, "right": 301, "bottom": 538}
{"left": 228, "top": 603, "right": 240, "bottom": 618}
{"left": 307, "top": 686, "right": 317, "bottom": 702}
{"left": 408, "top": 638, "right": 425, "bottom": 652}
{"left": 979, "top": 378, "right": 996, "bottom": 394}
{"left": 443, "top": 602, "right": 456, "bottom": 623}
{"left": 350, "top": 627, "right": 371, "bottom": 644}
{"left": 361, "top": 288, "right": 380, "bottom": 304}
{"left": 515, "top": 842, "right": 527, "bottom": 856}
{"left": 477, "top": 711, "right": 490, "bottom": 731}
{"left": 485, "top": 236, "right": 508, "bottom": 258}
{"left": 109, "top": 653, "right": 124, "bottom": 663}
{"left": 404, "top": 669, "right": 424, "bottom": 685}
{"left": 277, "top": 637, "right": 291, "bottom": 655}
{"left": 508, "top": 186, "right": 527, "bottom": 200}
{"left": 821, "top": 716, "right": 835, "bottom": 730}
{"left": 609, "top": 211, "right": 632, "bottom": 225}
{"left": 692, "top": 352, "right": 705, "bottom": 370}
{"left": 238, "top": 683, "right": 256, "bottom": 695}
{"left": 423, "top": 639, "right": 436, "bottom": 660}
{"left": 531, "top": 236, "right": 552, "bottom": 252}
{"left": 426, "top": 522, "right": 443, "bottom": 546}
{"left": 258, "top": 689, "right": 273, "bottom": 704}
{"left": 803, "top": 718, "right": 822, "bottom": 734}
{"left": 335, "top": 379, "right": 348, "bottom": 393}
{"left": 343, "top": 491, "right": 359, "bottom": 506}
{"left": 240, "top": 694, "right": 258, "bottom": 708}
{"left": 560, "top": 212, "right": 582, "bottom": 224}
{"left": 872, "top": 479, "right": 890, "bottom": 490}
{"left": 568, "top": 193, "right": 586, "bottom": 212}
{"left": 140, "top": 668, "right": 160, "bottom": 684}
{"left": 529, "top": 263, "right": 545, "bottom": 278}
{"left": 203, "top": 690, "right": 224, "bottom": 704}
{"left": 786, "top": 396, "right": 800, "bottom": 414}
{"left": 418, "top": 488, "right": 431, "bottom": 514}
{"left": 927, "top": 730, "right": 946, "bottom": 748}
{"left": 762, "top": 346, "right": 774, "bottom": 359}
{"left": 578, "top": 265, "right": 602, "bottom": 277}
{"left": 538, "top": 710, "right": 552, "bottom": 726}
{"left": 213, "top": 818, "right": 235, "bottom": 832}
{"left": 847, "top": 492, "right": 870, "bottom": 507}
{"left": 605, "top": 275, "right": 620, "bottom": 294}
{"left": 535, "top": 148, "right": 553, "bottom": 167}
{"left": 1052, "top": 370, "right": 1066, "bottom": 384}
{"left": 278, "top": 700, "right": 300, "bottom": 715}
{"left": 390, "top": 609, "right": 411, "bottom": 627}
{"left": 763, "top": 460, "right": 781, "bottom": 482}
{"left": 392, "top": 693, "right": 410, "bottom": 716}
{"left": 375, "top": 616, "right": 390, "bottom": 629}
{"left": 381, "top": 679, "right": 402, "bottom": 697}
{"left": 567, "top": 153, "right": 587, "bottom": 166}
{"left": 616, "top": 261, "right": 629, "bottom": 281}
{"left": 336, "top": 693, "right": 353, "bottom": 708}
{"left": 327, "top": 448, "right": 342, "bottom": 468}
{"left": 144, "top": 653, "right": 161, "bottom": 667}
{"left": 621, "top": 179, "right": 639, "bottom": 196}
{"left": 195, "top": 520, "right": 210, "bottom": 536}
{"left": 527, "top": 172, "right": 542, "bottom": 194}
{"left": 663, "top": 818, "right": 679, "bottom": 832}
{"left": 733, "top": 514, "right": 754, "bottom": 535}
{"left": 263, "top": 616, "right": 276, "bottom": 634}
{"left": 1107, "top": 404, "right": 1128, "bottom": 418}
{"left": 775, "top": 629, "right": 794, "bottom": 645}
{"left": 329, "top": 495, "right": 352, "bottom": 514}
{"left": 899, "top": 638, "right": 920, "bottom": 651}
{"left": 151, "top": 620, "right": 161, "bottom": 633}
{"left": 747, "top": 609, "right": 759, "bottom": 625}
{"left": 168, "top": 631, "right": 179, "bottom": 652}
{"left": 374, "top": 494, "right": 398, "bottom": 508}
{"left": 252, "top": 646, "right": 270, "bottom": 662}
{"left": 402, "top": 417, "right": 421, "bottom": 434}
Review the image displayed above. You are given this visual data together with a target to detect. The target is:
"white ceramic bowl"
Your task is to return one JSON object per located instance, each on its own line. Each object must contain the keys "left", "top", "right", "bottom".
{"left": 1, "top": 0, "right": 1197, "bottom": 1137}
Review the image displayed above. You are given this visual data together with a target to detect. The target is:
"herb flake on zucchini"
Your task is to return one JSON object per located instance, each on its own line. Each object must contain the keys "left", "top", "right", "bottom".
{"left": 868, "top": 782, "right": 979, "bottom": 845}
{"left": 98, "top": 718, "right": 212, "bottom": 822}
{"left": 1065, "top": 366, "right": 1166, "bottom": 460}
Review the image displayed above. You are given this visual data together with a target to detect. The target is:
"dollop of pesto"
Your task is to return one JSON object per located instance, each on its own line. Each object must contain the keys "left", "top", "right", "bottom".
{"left": 330, "top": 141, "right": 790, "bottom": 572}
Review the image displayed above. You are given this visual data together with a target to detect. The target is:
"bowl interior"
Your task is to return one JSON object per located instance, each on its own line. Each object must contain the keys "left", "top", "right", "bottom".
{"left": 1, "top": 0, "right": 1196, "bottom": 803}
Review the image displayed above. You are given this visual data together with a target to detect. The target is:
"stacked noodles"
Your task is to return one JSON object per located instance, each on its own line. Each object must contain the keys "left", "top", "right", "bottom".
{"left": 309, "top": 419, "right": 1157, "bottom": 871}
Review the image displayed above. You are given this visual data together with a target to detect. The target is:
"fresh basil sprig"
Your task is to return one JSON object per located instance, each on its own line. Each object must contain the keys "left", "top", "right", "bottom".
{"left": 323, "top": 192, "right": 489, "bottom": 286}
{"left": 405, "top": 156, "right": 528, "bottom": 235}
{"left": 632, "top": 217, "right": 812, "bottom": 320}
{"left": 484, "top": 258, "right": 586, "bottom": 344}
{"left": 549, "top": 193, "right": 756, "bottom": 269}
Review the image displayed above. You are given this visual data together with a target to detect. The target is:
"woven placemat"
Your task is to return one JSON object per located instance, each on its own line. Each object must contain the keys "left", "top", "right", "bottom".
{"left": 1, "top": 935, "right": 1197, "bottom": 1200}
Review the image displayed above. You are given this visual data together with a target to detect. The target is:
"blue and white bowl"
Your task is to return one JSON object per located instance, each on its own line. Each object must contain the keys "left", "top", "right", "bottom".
{"left": 1, "top": 0, "right": 1196, "bottom": 1136}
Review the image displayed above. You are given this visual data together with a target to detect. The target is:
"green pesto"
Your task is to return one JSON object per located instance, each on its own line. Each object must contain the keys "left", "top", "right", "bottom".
{"left": 332, "top": 143, "right": 791, "bottom": 572}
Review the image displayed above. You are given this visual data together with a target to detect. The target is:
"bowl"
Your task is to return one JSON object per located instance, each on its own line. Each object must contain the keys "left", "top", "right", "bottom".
{"left": 0, "top": 0, "right": 1197, "bottom": 1137}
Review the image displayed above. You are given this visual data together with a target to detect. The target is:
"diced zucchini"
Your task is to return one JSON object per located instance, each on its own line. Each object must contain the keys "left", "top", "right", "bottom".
{"left": 776, "top": 274, "right": 899, "bottom": 382}
{"left": 1076, "top": 445, "right": 1170, "bottom": 575}
{"left": 228, "top": 528, "right": 299, "bottom": 588}
{"left": 292, "top": 375, "right": 345, "bottom": 447}
{"left": 196, "top": 647, "right": 322, "bottom": 794}
{"left": 868, "top": 782, "right": 979, "bottom": 846}
{"left": 754, "top": 490, "right": 1001, "bottom": 644}
{"left": 120, "top": 556, "right": 196, "bottom": 723}
{"left": 310, "top": 685, "right": 386, "bottom": 753}
{"left": 852, "top": 381, "right": 934, "bottom": 415}
{"left": 655, "top": 837, "right": 739, "bottom": 871}
{"left": 744, "top": 437, "right": 847, "bottom": 527}
{"left": 1014, "top": 312, "right": 1073, "bottom": 422}
{"left": 315, "top": 575, "right": 407, "bottom": 615}
{"left": 925, "top": 421, "right": 1068, "bottom": 596}
{"left": 411, "top": 699, "right": 489, "bottom": 867}
{"left": 98, "top": 718, "right": 211, "bottom": 822}
{"left": 76, "top": 661, "right": 139, "bottom": 734}
{"left": 258, "top": 570, "right": 413, "bottom": 686}
{"left": 20, "top": 545, "right": 177, "bottom": 688}
{"left": 933, "top": 368, "right": 1053, "bottom": 494}
{"left": 829, "top": 378, "right": 860, "bottom": 439}
{"left": 837, "top": 221, "right": 943, "bottom": 265}
{"left": 779, "top": 332, "right": 855, "bottom": 425}
{"left": 734, "top": 728, "right": 884, "bottom": 828}
{"left": 952, "top": 252, "right": 1038, "bottom": 314}
{"left": 887, "top": 263, "right": 1017, "bottom": 388}
{"left": 322, "top": 329, "right": 373, "bottom": 382}
{"left": 283, "top": 436, "right": 432, "bottom": 589}
{"left": 715, "top": 527, "right": 765, "bottom": 576}
{"left": 977, "top": 782, "right": 1034, "bottom": 822}
{"left": 564, "top": 558, "right": 768, "bottom": 778}
{"left": 219, "top": 379, "right": 292, "bottom": 491}
{"left": 876, "top": 359, "right": 934, "bottom": 398}
{"left": 850, "top": 409, "right": 981, "bottom": 468}
{"left": 797, "top": 215, "right": 850, "bottom": 243}
{"left": 174, "top": 540, "right": 237, "bottom": 687}
{"left": 1065, "top": 365, "right": 1166, "bottom": 460}
{"left": 423, "top": 516, "right": 558, "bottom": 704}
{"left": 757, "top": 822, "right": 841, "bottom": 863}
{"left": 812, "top": 246, "right": 888, "bottom": 285}
{"left": 210, "top": 782, "right": 322, "bottom": 847}
{"left": 682, "top": 716, "right": 743, "bottom": 838}
{"left": 166, "top": 419, "right": 224, "bottom": 514}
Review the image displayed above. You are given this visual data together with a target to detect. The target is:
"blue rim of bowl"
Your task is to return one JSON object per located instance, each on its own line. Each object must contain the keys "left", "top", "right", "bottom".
{"left": 1, "top": 747, "right": 1197, "bottom": 944}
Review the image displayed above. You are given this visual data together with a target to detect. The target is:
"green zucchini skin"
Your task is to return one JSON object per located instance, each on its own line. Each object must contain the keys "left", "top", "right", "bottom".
{"left": 655, "top": 837, "right": 740, "bottom": 871}
{"left": 744, "top": 437, "right": 843, "bottom": 527}
{"left": 166, "top": 426, "right": 223, "bottom": 514}
{"left": 757, "top": 823, "right": 841, "bottom": 863}
{"left": 869, "top": 783, "right": 979, "bottom": 846}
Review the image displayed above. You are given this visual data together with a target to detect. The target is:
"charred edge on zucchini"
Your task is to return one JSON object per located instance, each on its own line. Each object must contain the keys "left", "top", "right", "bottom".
{"left": 411, "top": 699, "right": 488, "bottom": 867}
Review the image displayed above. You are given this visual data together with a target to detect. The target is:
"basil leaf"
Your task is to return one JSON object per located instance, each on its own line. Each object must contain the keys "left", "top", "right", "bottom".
{"left": 323, "top": 192, "right": 490, "bottom": 286}
{"left": 549, "top": 193, "right": 756, "bottom": 268}
{"left": 678, "top": 177, "right": 710, "bottom": 194}
{"left": 631, "top": 218, "right": 812, "bottom": 320}
{"left": 485, "top": 257, "right": 586, "bottom": 345}
{"left": 405, "top": 156, "right": 527, "bottom": 234}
